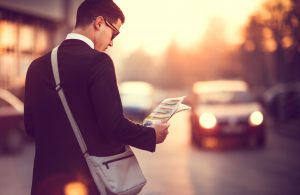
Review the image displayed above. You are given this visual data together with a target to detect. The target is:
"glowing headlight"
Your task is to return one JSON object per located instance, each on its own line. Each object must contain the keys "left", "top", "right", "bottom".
{"left": 249, "top": 111, "right": 264, "bottom": 126}
{"left": 199, "top": 113, "right": 217, "bottom": 129}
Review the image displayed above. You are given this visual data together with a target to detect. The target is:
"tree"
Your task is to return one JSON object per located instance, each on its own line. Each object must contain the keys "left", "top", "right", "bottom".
{"left": 242, "top": 0, "right": 300, "bottom": 88}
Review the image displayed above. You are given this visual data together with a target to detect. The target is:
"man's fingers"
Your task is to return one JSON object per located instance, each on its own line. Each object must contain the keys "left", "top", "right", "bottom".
{"left": 161, "top": 122, "right": 170, "bottom": 129}
{"left": 154, "top": 122, "right": 170, "bottom": 144}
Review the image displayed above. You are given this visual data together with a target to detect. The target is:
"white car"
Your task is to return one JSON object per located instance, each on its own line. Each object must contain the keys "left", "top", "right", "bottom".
{"left": 0, "top": 89, "right": 25, "bottom": 153}
{"left": 189, "top": 80, "right": 266, "bottom": 148}
{"left": 119, "top": 81, "right": 155, "bottom": 121}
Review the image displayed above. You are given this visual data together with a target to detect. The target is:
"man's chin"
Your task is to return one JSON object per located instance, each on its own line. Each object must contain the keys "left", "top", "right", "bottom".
{"left": 100, "top": 46, "right": 108, "bottom": 52}
{"left": 96, "top": 48, "right": 105, "bottom": 52}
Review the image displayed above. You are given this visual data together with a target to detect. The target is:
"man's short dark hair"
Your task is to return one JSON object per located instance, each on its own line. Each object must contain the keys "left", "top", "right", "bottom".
{"left": 75, "top": 0, "right": 125, "bottom": 28}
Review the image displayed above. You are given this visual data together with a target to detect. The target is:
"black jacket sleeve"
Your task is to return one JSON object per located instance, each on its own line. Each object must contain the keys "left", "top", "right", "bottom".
{"left": 24, "top": 63, "right": 35, "bottom": 138}
{"left": 88, "top": 54, "right": 156, "bottom": 152}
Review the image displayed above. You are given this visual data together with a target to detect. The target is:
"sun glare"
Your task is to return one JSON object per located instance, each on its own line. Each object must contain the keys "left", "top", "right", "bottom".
{"left": 114, "top": 0, "right": 266, "bottom": 56}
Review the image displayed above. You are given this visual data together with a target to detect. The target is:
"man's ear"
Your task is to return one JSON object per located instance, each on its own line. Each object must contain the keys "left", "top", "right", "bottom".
{"left": 94, "top": 16, "right": 104, "bottom": 30}
{"left": 93, "top": 21, "right": 101, "bottom": 30}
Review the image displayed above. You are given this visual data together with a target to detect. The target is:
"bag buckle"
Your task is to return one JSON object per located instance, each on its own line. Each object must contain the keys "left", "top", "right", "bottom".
{"left": 56, "top": 83, "right": 62, "bottom": 92}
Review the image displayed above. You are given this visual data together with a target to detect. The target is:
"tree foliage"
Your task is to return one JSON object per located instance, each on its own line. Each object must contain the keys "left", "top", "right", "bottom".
{"left": 241, "top": 0, "right": 300, "bottom": 89}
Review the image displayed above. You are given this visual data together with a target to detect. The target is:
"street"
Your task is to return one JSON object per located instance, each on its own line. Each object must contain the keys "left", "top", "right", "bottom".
{"left": 1, "top": 112, "right": 300, "bottom": 195}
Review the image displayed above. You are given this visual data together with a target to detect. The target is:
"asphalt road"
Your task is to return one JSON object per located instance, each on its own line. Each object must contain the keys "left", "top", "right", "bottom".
{"left": 1, "top": 112, "right": 300, "bottom": 195}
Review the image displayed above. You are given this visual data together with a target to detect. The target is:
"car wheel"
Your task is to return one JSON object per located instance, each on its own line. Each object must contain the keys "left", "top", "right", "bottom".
{"left": 3, "top": 129, "right": 24, "bottom": 154}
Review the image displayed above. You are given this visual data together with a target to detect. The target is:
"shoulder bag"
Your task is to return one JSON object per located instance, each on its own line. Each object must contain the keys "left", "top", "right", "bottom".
{"left": 51, "top": 46, "right": 147, "bottom": 195}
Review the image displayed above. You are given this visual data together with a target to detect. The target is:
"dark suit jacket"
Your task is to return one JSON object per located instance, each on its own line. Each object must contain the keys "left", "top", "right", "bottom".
{"left": 24, "top": 39, "right": 156, "bottom": 195}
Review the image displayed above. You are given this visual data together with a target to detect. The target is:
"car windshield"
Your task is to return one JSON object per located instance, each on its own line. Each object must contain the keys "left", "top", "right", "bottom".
{"left": 197, "top": 91, "right": 254, "bottom": 105}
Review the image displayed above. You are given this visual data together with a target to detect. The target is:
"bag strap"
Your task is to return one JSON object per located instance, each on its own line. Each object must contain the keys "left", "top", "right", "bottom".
{"left": 51, "top": 46, "right": 107, "bottom": 195}
{"left": 51, "top": 46, "right": 88, "bottom": 155}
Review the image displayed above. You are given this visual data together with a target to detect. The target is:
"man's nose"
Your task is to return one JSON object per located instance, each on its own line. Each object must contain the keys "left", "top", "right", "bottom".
{"left": 109, "top": 40, "right": 113, "bottom": 47}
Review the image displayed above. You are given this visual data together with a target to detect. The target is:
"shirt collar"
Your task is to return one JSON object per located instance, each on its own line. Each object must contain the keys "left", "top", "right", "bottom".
{"left": 65, "top": 33, "right": 94, "bottom": 49}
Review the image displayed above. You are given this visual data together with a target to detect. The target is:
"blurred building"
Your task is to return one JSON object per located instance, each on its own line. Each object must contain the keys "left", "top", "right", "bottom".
{"left": 0, "top": 0, "right": 82, "bottom": 90}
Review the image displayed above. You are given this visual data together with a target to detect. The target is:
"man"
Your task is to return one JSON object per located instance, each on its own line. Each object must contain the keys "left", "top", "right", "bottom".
{"left": 24, "top": 0, "right": 169, "bottom": 194}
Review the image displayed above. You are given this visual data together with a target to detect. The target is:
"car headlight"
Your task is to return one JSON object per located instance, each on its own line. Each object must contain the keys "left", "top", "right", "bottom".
{"left": 248, "top": 111, "right": 264, "bottom": 126}
{"left": 199, "top": 113, "right": 217, "bottom": 129}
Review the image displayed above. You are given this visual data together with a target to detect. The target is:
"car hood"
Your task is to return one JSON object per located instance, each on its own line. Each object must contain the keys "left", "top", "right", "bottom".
{"left": 196, "top": 103, "right": 262, "bottom": 118}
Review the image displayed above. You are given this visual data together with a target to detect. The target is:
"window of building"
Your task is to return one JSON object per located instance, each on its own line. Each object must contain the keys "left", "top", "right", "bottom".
{"left": 0, "top": 8, "right": 56, "bottom": 90}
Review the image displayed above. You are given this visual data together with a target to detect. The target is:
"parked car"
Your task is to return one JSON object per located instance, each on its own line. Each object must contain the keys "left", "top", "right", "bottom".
{"left": 0, "top": 89, "right": 25, "bottom": 153}
{"left": 119, "top": 81, "right": 155, "bottom": 121}
{"left": 189, "top": 80, "right": 266, "bottom": 148}
{"left": 263, "top": 82, "right": 300, "bottom": 124}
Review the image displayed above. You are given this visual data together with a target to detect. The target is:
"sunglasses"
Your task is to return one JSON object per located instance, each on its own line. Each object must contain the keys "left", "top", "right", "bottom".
{"left": 103, "top": 18, "right": 120, "bottom": 40}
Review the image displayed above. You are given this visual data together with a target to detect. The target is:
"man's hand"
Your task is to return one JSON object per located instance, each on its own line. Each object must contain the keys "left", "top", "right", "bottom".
{"left": 153, "top": 122, "right": 170, "bottom": 144}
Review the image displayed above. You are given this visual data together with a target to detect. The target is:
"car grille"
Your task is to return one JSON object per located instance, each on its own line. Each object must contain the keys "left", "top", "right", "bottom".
{"left": 217, "top": 117, "right": 249, "bottom": 134}
{"left": 217, "top": 116, "right": 248, "bottom": 125}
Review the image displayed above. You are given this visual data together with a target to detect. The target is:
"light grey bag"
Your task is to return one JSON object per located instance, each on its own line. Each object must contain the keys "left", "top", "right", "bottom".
{"left": 51, "top": 46, "right": 147, "bottom": 195}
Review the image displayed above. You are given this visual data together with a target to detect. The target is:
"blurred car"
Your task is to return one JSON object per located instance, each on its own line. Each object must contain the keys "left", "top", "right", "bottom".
{"left": 0, "top": 88, "right": 25, "bottom": 153}
{"left": 263, "top": 82, "right": 300, "bottom": 125}
{"left": 189, "top": 80, "right": 266, "bottom": 148}
{"left": 119, "top": 81, "right": 155, "bottom": 121}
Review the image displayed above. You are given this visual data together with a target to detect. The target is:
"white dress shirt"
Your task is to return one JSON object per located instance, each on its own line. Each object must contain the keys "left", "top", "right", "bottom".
{"left": 65, "top": 33, "right": 94, "bottom": 49}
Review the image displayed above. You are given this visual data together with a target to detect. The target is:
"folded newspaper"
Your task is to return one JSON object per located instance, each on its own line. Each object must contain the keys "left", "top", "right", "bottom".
{"left": 143, "top": 96, "right": 191, "bottom": 127}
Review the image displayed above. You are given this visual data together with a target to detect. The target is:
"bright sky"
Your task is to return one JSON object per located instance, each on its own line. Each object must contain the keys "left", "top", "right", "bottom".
{"left": 113, "top": 0, "right": 266, "bottom": 56}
